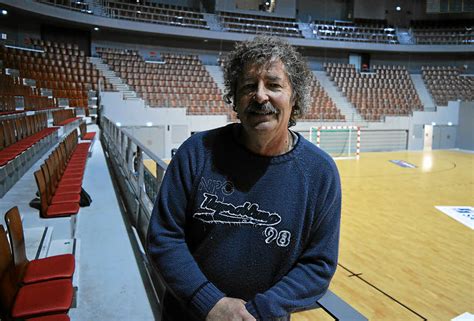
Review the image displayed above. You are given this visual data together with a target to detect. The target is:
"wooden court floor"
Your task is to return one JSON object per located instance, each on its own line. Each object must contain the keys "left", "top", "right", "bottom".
{"left": 294, "top": 150, "right": 473, "bottom": 321}
{"left": 146, "top": 150, "right": 473, "bottom": 320}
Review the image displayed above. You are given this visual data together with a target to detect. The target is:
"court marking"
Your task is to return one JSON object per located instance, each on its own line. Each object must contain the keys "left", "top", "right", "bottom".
{"left": 435, "top": 206, "right": 474, "bottom": 229}
{"left": 338, "top": 263, "right": 428, "bottom": 320}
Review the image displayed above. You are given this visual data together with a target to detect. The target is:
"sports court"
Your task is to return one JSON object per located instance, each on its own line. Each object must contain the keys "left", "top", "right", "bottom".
{"left": 294, "top": 150, "right": 473, "bottom": 321}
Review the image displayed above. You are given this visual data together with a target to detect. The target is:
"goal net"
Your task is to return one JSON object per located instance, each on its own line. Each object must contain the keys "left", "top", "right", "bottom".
{"left": 310, "top": 126, "right": 360, "bottom": 159}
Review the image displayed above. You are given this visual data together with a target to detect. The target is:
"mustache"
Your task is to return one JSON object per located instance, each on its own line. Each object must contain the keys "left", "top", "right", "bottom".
{"left": 245, "top": 101, "right": 279, "bottom": 115}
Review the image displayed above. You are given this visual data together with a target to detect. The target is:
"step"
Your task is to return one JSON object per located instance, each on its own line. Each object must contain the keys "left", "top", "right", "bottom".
{"left": 313, "top": 71, "right": 364, "bottom": 123}
{"left": 24, "top": 226, "right": 53, "bottom": 260}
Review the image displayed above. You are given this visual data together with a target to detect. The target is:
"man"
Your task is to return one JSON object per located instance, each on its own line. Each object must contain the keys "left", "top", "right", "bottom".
{"left": 147, "top": 36, "right": 341, "bottom": 321}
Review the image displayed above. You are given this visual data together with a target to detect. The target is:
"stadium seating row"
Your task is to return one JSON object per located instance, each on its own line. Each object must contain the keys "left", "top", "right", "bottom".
{"left": 422, "top": 66, "right": 474, "bottom": 105}
{"left": 324, "top": 62, "right": 423, "bottom": 120}
{"left": 32, "top": 0, "right": 474, "bottom": 45}
{"left": 0, "top": 113, "right": 57, "bottom": 167}
{"left": 34, "top": 129, "right": 89, "bottom": 218}
{"left": 0, "top": 112, "right": 59, "bottom": 197}
{"left": 1, "top": 207, "right": 73, "bottom": 320}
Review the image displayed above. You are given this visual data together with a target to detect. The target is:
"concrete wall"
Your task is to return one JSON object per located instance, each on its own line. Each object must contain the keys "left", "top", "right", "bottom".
{"left": 297, "top": 0, "right": 350, "bottom": 22}
{"left": 456, "top": 102, "right": 474, "bottom": 151}
{"left": 100, "top": 92, "right": 228, "bottom": 158}
{"left": 353, "top": 0, "right": 385, "bottom": 20}
{"left": 407, "top": 101, "right": 461, "bottom": 150}
{"left": 101, "top": 92, "right": 474, "bottom": 155}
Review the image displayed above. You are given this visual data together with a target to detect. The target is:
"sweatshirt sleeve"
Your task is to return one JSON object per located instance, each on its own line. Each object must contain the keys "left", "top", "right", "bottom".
{"left": 146, "top": 141, "right": 225, "bottom": 320}
{"left": 245, "top": 161, "right": 341, "bottom": 320}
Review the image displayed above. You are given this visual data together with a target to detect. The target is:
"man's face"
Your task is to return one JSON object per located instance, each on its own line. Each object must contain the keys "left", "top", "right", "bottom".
{"left": 235, "top": 59, "right": 295, "bottom": 138}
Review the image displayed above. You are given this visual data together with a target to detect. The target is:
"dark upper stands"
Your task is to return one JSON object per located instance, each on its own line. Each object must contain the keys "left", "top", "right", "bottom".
{"left": 312, "top": 19, "right": 398, "bottom": 44}
{"left": 218, "top": 11, "right": 302, "bottom": 38}
{"left": 97, "top": 47, "right": 229, "bottom": 115}
{"left": 325, "top": 63, "right": 423, "bottom": 121}
{"left": 422, "top": 66, "right": 474, "bottom": 106}
{"left": 36, "top": 0, "right": 91, "bottom": 13}
{"left": 411, "top": 20, "right": 474, "bottom": 45}
{"left": 102, "top": 0, "right": 208, "bottom": 29}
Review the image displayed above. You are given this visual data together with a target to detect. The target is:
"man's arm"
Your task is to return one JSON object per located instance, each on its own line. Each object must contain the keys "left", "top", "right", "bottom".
{"left": 245, "top": 166, "right": 341, "bottom": 320}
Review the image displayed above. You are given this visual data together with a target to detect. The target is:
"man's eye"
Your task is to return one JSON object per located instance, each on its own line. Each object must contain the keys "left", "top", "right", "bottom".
{"left": 240, "top": 84, "right": 255, "bottom": 92}
{"left": 269, "top": 83, "right": 281, "bottom": 89}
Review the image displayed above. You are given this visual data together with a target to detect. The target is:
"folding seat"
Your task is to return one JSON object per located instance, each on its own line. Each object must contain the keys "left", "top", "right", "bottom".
{"left": 41, "top": 163, "right": 81, "bottom": 204}
{"left": 4, "top": 207, "right": 75, "bottom": 285}
{"left": 0, "top": 226, "right": 73, "bottom": 319}
{"left": 34, "top": 169, "right": 79, "bottom": 218}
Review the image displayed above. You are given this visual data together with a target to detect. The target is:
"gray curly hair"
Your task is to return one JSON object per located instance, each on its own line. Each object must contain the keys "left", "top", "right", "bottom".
{"left": 223, "top": 36, "right": 312, "bottom": 127}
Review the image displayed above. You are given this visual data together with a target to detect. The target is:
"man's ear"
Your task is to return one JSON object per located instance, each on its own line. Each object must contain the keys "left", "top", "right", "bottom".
{"left": 290, "top": 93, "right": 297, "bottom": 108}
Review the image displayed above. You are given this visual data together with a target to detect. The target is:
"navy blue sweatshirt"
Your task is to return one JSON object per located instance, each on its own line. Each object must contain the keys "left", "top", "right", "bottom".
{"left": 147, "top": 123, "right": 341, "bottom": 320}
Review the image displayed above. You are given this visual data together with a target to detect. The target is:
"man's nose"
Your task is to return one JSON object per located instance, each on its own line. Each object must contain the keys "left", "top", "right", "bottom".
{"left": 254, "top": 83, "right": 269, "bottom": 104}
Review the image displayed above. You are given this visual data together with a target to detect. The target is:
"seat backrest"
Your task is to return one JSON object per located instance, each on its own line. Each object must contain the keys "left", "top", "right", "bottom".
{"left": 4, "top": 207, "right": 29, "bottom": 283}
{"left": 34, "top": 170, "right": 49, "bottom": 216}
{"left": 0, "top": 225, "right": 18, "bottom": 315}
{"left": 41, "top": 163, "right": 56, "bottom": 202}
{"left": 0, "top": 122, "right": 5, "bottom": 151}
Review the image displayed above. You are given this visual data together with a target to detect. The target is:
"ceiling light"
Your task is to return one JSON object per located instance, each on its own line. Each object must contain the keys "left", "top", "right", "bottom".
{"left": 396, "top": 6, "right": 401, "bottom": 11}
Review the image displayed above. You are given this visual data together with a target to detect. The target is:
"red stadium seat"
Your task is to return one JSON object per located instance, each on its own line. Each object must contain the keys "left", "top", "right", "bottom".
{"left": 4, "top": 207, "right": 75, "bottom": 284}
{"left": 0, "top": 225, "right": 73, "bottom": 319}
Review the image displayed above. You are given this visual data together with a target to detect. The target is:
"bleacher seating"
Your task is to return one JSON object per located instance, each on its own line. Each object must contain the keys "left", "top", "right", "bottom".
{"left": 97, "top": 47, "right": 229, "bottom": 115}
{"left": 5, "top": 206, "right": 75, "bottom": 284}
{"left": 1, "top": 39, "right": 100, "bottom": 112}
{"left": 36, "top": 0, "right": 91, "bottom": 13}
{"left": 312, "top": 19, "right": 398, "bottom": 44}
{"left": 79, "top": 122, "right": 96, "bottom": 141}
{"left": 0, "top": 113, "right": 57, "bottom": 167}
{"left": 0, "top": 72, "right": 57, "bottom": 113}
{"left": 100, "top": 0, "right": 209, "bottom": 29}
{"left": 218, "top": 11, "right": 302, "bottom": 38}
{"left": 52, "top": 109, "right": 80, "bottom": 126}
{"left": 324, "top": 63, "right": 423, "bottom": 121}
{"left": 411, "top": 20, "right": 474, "bottom": 45}
{"left": 422, "top": 66, "right": 474, "bottom": 106}
{"left": 303, "top": 77, "right": 344, "bottom": 121}
{"left": 34, "top": 129, "right": 89, "bottom": 218}
{"left": 0, "top": 225, "right": 73, "bottom": 320}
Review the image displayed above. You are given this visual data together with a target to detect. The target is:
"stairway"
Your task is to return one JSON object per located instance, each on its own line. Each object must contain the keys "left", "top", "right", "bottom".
{"left": 313, "top": 71, "right": 364, "bottom": 124}
{"left": 89, "top": 57, "right": 142, "bottom": 102}
{"left": 203, "top": 13, "right": 224, "bottom": 31}
{"left": 396, "top": 28, "right": 414, "bottom": 45}
{"left": 411, "top": 74, "right": 436, "bottom": 111}
{"left": 204, "top": 65, "right": 225, "bottom": 93}
{"left": 299, "top": 22, "right": 316, "bottom": 39}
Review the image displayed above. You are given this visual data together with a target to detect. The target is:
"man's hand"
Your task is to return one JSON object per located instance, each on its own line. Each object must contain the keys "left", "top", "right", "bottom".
{"left": 206, "top": 297, "right": 256, "bottom": 321}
